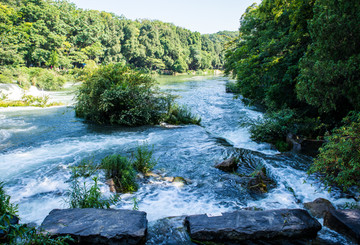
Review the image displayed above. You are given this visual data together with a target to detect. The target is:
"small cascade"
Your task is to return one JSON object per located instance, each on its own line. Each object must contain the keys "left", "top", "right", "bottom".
{"left": 0, "top": 84, "right": 48, "bottom": 101}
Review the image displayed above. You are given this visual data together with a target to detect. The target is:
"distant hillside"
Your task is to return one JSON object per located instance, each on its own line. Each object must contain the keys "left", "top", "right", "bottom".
{"left": 0, "top": 0, "right": 237, "bottom": 72}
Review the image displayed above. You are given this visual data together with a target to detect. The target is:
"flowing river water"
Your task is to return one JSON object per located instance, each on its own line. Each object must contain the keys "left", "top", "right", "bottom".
{"left": 0, "top": 75, "right": 356, "bottom": 244}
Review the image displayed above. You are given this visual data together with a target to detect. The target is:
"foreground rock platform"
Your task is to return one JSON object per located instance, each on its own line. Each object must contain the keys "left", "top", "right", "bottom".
{"left": 324, "top": 209, "right": 360, "bottom": 244}
{"left": 185, "top": 209, "right": 321, "bottom": 243}
{"left": 40, "top": 208, "right": 147, "bottom": 245}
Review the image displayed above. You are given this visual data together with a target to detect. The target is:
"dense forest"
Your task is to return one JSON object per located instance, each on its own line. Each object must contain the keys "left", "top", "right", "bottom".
{"left": 0, "top": 0, "right": 236, "bottom": 73}
{"left": 225, "top": 0, "right": 360, "bottom": 190}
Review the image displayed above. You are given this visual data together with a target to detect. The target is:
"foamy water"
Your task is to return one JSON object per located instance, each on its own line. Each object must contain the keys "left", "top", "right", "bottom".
{"left": 0, "top": 76, "right": 355, "bottom": 244}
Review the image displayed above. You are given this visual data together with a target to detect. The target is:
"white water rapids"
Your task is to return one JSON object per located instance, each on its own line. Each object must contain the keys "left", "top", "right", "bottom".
{"left": 0, "top": 76, "right": 356, "bottom": 244}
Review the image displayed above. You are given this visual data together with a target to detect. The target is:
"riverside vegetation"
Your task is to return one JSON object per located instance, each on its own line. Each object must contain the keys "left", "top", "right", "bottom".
{"left": 0, "top": 182, "right": 73, "bottom": 244}
{"left": 225, "top": 0, "right": 360, "bottom": 191}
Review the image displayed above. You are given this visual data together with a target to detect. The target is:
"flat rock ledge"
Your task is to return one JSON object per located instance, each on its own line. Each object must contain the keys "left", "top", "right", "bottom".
{"left": 185, "top": 209, "right": 321, "bottom": 243}
{"left": 40, "top": 208, "right": 147, "bottom": 245}
{"left": 324, "top": 209, "right": 360, "bottom": 244}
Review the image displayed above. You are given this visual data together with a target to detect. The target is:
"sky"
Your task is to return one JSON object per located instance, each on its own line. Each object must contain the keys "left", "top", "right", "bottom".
{"left": 69, "top": 0, "right": 261, "bottom": 34}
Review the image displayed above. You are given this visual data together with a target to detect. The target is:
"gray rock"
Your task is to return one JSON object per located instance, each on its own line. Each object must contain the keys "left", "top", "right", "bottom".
{"left": 324, "top": 209, "right": 360, "bottom": 244}
{"left": 215, "top": 157, "right": 238, "bottom": 172}
{"left": 185, "top": 209, "right": 321, "bottom": 243}
{"left": 304, "top": 198, "right": 335, "bottom": 218}
{"left": 40, "top": 208, "right": 147, "bottom": 245}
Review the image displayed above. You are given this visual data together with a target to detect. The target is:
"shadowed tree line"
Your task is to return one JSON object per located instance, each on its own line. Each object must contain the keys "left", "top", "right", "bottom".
{"left": 225, "top": 0, "right": 360, "bottom": 190}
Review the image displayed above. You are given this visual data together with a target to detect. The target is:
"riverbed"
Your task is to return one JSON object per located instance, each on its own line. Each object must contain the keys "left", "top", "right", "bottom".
{"left": 0, "top": 75, "right": 354, "bottom": 244}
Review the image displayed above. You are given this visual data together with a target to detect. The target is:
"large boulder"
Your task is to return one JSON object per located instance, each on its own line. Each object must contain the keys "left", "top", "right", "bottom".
{"left": 324, "top": 209, "right": 360, "bottom": 244}
{"left": 185, "top": 209, "right": 321, "bottom": 244}
{"left": 40, "top": 208, "right": 147, "bottom": 245}
{"left": 304, "top": 198, "right": 335, "bottom": 218}
{"left": 215, "top": 157, "right": 238, "bottom": 172}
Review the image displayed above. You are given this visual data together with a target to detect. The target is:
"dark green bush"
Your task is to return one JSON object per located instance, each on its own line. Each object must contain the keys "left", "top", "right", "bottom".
{"left": 309, "top": 112, "right": 360, "bottom": 191}
{"left": 163, "top": 104, "right": 201, "bottom": 125}
{"left": 132, "top": 143, "right": 157, "bottom": 174}
{"left": 1, "top": 183, "right": 73, "bottom": 244}
{"left": 75, "top": 63, "right": 168, "bottom": 126}
{"left": 0, "top": 182, "right": 18, "bottom": 216}
{"left": 101, "top": 154, "right": 138, "bottom": 193}
{"left": 249, "top": 109, "right": 325, "bottom": 151}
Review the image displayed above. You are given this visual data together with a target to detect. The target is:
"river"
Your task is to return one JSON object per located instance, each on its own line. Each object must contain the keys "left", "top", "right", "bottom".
{"left": 0, "top": 75, "right": 355, "bottom": 244}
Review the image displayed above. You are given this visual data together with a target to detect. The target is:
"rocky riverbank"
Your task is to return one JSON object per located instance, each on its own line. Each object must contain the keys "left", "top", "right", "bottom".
{"left": 36, "top": 203, "right": 360, "bottom": 244}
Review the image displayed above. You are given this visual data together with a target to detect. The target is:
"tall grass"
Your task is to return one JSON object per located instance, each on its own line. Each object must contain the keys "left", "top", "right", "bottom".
{"left": 164, "top": 104, "right": 201, "bottom": 125}
{"left": 132, "top": 143, "right": 157, "bottom": 174}
{"left": 101, "top": 154, "right": 138, "bottom": 193}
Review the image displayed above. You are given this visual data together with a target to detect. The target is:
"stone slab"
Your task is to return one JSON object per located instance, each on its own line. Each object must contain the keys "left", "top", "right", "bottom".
{"left": 185, "top": 209, "right": 321, "bottom": 243}
{"left": 40, "top": 208, "right": 147, "bottom": 245}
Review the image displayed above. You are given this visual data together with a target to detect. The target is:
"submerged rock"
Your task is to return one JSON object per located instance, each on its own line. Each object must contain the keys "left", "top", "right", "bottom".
{"left": 147, "top": 216, "right": 192, "bottom": 245}
{"left": 286, "top": 133, "right": 325, "bottom": 156}
{"left": 304, "top": 198, "right": 335, "bottom": 218}
{"left": 40, "top": 208, "right": 147, "bottom": 245}
{"left": 324, "top": 209, "right": 360, "bottom": 244}
{"left": 246, "top": 167, "right": 275, "bottom": 194}
{"left": 185, "top": 209, "right": 322, "bottom": 244}
{"left": 215, "top": 157, "right": 238, "bottom": 172}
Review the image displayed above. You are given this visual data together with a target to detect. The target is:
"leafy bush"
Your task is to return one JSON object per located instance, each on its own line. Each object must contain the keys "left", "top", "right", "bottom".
{"left": 75, "top": 63, "right": 169, "bottom": 126}
{"left": 0, "top": 182, "right": 18, "bottom": 216}
{"left": 309, "top": 112, "right": 360, "bottom": 191}
{"left": 29, "top": 68, "right": 66, "bottom": 90}
{"left": 163, "top": 104, "right": 201, "bottom": 125}
{"left": 248, "top": 109, "right": 325, "bottom": 151}
{"left": 0, "top": 67, "right": 68, "bottom": 90}
{"left": 101, "top": 154, "right": 138, "bottom": 193}
{"left": 1, "top": 183, "right": 72, "bottom": 244}
{"left": 248, "top": 109, "right": 296, "bottom": 151}
{"left": 132, "top": 143, "right": 157, "bottom": 174}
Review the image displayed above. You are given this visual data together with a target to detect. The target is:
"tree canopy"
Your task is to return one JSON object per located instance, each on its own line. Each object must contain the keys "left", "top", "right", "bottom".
{"left": 0, "top": 0, "right": 234, "bottom": 72}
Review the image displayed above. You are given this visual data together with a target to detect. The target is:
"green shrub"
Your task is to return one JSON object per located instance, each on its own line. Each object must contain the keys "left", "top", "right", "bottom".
{"left": 31, "top": 69, "right": 66, "bottom": 90}
{"left": 101, "top": 154, "right": 138, "bottom": 193}
{"left": 67, "top": 174, "right": 119, "bottom": 209}
{"left": 75, "top": 63, "right": 168, "bottom": 126}
{"left": 249, "top": 109, "right": 296, "bottom": 145}
{"left": 0, "top": 183, "right": 73, "bottom": 244}
{"left": 163, "top": 104, "right": 201, "bottom": 125}
{"left": 225, "top": 81, "right": 240, "bottom": 93}
{"left": 132, "top": 143, "right": 157, "bottom": 174}
{"left": 309, "top": 112, "right": 360, "bottom": 191}
{"left": 248, "top": 109, "right": 325, "bottom": 151}
{"left": 0, "top": 182, "right": 18, "bottom": 216}
{"left": 0, "top": 67, "right": 68, "bottom": 90}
